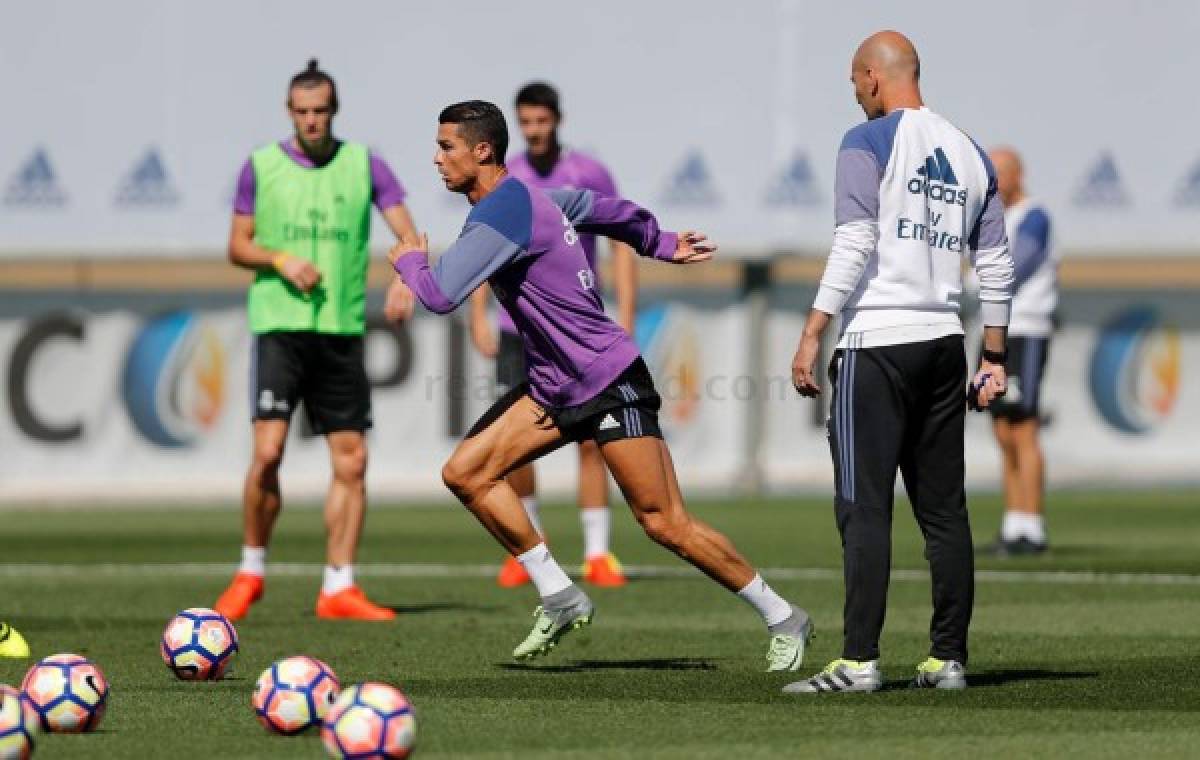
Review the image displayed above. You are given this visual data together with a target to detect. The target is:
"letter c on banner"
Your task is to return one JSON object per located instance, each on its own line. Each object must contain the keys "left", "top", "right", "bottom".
{"left": 7, "top": 312, "right": 85, "bottom": 442}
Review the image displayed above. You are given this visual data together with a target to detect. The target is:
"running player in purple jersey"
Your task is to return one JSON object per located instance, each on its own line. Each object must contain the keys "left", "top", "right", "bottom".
{"left": 389, "top": 101, "right": 813, "bottom": 669}
{"left": 469, "top": 82, "right": 636, "bottom": 589}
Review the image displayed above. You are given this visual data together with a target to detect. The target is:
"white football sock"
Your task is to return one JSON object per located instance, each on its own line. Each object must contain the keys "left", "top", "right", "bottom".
{"left": 239, "top": 546, "right": 266, "bottom": 577}
{"left": 580, "top": 507, "right": 611, "bottom": 559}
{"left": 322, "top": 565, "right": 354, "bottom": 595}
{"left": 1022, "top": 513, "right": 1047, "bottom": 543}
{"left": 1000, "top": 511, "right": 1024, "bottom": 542}
{"left": 516, "top": 543, "right": 573, "bottom": 598}
{"left": 736, "top": 573, "right": 793, "bottom": 627}
{"left": 521, "top": 497, "right": 543, "bottom": 537}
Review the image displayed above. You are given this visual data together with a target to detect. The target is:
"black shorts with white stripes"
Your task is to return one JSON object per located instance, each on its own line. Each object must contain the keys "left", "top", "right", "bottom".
{"left": 550, "top": 357, "right": 663, "bottom": 445}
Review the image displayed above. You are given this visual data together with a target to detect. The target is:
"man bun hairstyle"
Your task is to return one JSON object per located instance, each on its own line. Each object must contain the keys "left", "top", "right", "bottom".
{"left": 514, "top": 81, "right": 560, "bottom": 117}
{"left": 438, "top": 100, "right": 509, "bottom": 165}
{"left": 289, "top": 58, "right": 339, "bottom": 112}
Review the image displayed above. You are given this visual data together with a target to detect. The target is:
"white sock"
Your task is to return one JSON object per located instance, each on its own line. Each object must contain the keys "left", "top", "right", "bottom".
{"left": 1000, "top": 511, "right": 1024, "bottom": 542}
{"left": 521, "top": 497, "right": 543, "bottom": 537}
{"left": 736, "top": 573, "right": 793, "bottom": 627}
{"left": 516, "top": 543, "right": 573, "bottom": 598}
{"left": 322, "top": 565, "right": 354, "bottom": 595}
{"left": 239, "top": 546, "right": 266, "bottom": 577}
{"left": 580, "top": 507, "right": 610, "bottom": 559}
{"left": 1021, "top": 513, "right": 1047, "bottom": 543}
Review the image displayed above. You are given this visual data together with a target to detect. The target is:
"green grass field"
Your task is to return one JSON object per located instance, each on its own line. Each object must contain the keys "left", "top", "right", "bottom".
{"left": 2, "top": 489, "right": 1198, "bottom": 759}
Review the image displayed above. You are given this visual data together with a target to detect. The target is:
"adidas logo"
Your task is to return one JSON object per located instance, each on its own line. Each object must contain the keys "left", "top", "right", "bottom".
{"left": 1173, "top": 158, "right": 1200, "bottom": 207}
{"left": 4, "top": 147, "right": 67, "bottom": 208}
{"left": 915, "top": 147, "right": 958, "bottom": 184}
{"left": 115, "top": 147, "right": 180, "bottom": 207}
{"left": 907, "top": 146, "right": 966, "bottom": 206}
{"left": 765, "top": 151, "right": 821, "bottom": 207}
{"left": 598, "top": 414, "right": 621, "bottom": 431}
{"left": 1072, "top": 151, "right": 1128, "bottom": 208}
{"left": 661, "top": 150, "right": 720, "bottom": 206}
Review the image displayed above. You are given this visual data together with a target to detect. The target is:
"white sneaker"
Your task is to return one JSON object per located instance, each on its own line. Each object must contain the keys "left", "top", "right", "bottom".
{"left": 912, "top": 657, "right": 967, "bottom": 690}
{"left": 782, "top": 658, "right": 882, "bottom": 693}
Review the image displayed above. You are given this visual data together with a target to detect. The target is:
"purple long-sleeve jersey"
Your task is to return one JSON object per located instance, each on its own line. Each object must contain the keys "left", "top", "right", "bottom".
{"left": 393, "top": 176, "right": 677, "bottom": 408}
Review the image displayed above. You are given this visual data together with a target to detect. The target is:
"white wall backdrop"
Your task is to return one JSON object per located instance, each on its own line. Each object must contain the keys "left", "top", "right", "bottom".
{"left": 3, "top": 0, "right": 1200, "bottom": 257}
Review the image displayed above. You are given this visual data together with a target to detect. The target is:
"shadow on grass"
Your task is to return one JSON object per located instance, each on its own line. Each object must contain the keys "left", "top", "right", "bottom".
{"left": 878, "top": 668, "right": 1098, "bottom": 691}
{"left": 386, "top": 602, "right": 500, "bottom": 615}
{"left": 498, "top": 657, "right": 718, "bottom": 674}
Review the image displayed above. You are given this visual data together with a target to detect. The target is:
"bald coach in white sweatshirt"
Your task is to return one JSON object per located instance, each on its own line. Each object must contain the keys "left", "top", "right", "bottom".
{"left": 787, "top": 31, "right": 1014, "bottom": 694}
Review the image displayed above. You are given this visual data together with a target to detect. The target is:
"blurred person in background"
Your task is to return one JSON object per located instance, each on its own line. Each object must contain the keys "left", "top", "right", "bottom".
{"left": 468, "top": 82, "right": 638, "bottom": 589}
{"left": 986, "top": 147, "right": 1057, "bottom": 556}
{"left": 215, "top": 59, "right": 417, "bottom": 622}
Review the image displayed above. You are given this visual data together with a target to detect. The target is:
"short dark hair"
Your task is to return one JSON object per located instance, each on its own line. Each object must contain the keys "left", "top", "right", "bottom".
{"left": 288, "top": 58, "right": 339, "bottom": 112}
{"left": 514, "top": 81, "right": 560, "bottom": 117}
{"left": 438, "top": 100, "right": 509, "bottom": 165}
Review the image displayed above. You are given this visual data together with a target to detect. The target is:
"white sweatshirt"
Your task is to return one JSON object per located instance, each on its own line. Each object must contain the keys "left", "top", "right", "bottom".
{"left": 813, "top": 107, "right": 1014, "bottom": 349}
{"left": 1004, "top": 198, "right": 1058, "bottom": 337}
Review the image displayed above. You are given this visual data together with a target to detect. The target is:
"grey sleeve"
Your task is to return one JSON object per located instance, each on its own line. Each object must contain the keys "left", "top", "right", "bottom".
{"left": 547, "top": 187, "right": 594, "bottom": 225}
{"left": 393, "top": 222, "right": 524, "bottom": 313}
{"left": 968, "top": 181, "right": 1007, "bottom": 251}
{"left": 834, "top": 148, "right": 882, "bottom": 226}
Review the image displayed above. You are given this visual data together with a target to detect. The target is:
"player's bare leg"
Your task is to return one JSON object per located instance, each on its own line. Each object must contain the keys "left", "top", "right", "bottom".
{"left": 496, "top": 461, "right": 539, "bottom": 587}
{"left": 578, "top": 440, "right": 626, "bottom": 586}
{"left": 215, "top": 420, "right": 288, "bottom": 620}
{"left": 442, "top": 392, "right": 595, "bottom": 659}
{"left": 600, "top": 436, "right": 813, "bottom": 670}
{"left": 991, "top": 417, "right": 1047, "bottom": 554}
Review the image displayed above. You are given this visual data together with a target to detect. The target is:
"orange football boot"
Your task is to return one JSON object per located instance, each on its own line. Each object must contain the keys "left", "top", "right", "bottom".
{"left": 582, "top": 553, "right": 628, "bottom": 587}
{"left": 315, "top": 586, "right": 396, "bottom": 621}
{"left": 496, "top": 555, "right": 532, "bottom": 587}
{"left": 214, "top": 572, "right": 264, "bottom": 621}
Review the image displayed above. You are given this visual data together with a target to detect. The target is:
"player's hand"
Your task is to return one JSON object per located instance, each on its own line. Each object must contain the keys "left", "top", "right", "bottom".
{"left": 968, "top": 360, "right": 1008, "bottom": 411}
{"left": 669, "top": 231, "right": 717, "bottom": 264}
{"left": 276, "top": 255, "right": 321, "bottom": 293}
{"left": 791, "top": 333, "right": 822, "bottom": 397}
{"left": 387, "top": 232, "right": 428, "bottom": 266}
{"left": 383, "top": 277, "right": 415, "bottom": 323}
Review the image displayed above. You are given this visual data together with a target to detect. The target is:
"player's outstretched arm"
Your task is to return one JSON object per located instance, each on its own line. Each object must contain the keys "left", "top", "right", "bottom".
{"left": 548, "top": 188, "right": 715, "bottom": 264}
{"left": 387, "top": 224, "right": 524, "bottom": 315}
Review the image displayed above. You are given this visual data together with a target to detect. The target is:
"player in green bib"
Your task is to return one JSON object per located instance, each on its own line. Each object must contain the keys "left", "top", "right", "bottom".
{"left": 215, "top": 60, "right": 416, "bottom": 622}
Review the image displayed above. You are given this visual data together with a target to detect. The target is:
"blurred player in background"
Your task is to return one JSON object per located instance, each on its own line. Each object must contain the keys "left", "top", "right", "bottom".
{"left": 215, "top": 59, "right": 417, "bottom": 622}
{"left": 469, "top": 82, "right": 637, "bottom": 589}
{"left": 790, "top": 31, "right": 1013, "bottom": 693}
{"left": 987, "top": 147, "right": 1057, "bottom": 556}
{"left": 393, "top": 101, "right": 813, "bottom": 669}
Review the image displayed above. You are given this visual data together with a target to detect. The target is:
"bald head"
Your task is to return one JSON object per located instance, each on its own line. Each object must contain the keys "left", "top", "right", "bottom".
{"left": 850, "top": 31, "right": 924, "bottom": 119}
{"left": 990, "top": 146, "right": 1025, "bottom": 206}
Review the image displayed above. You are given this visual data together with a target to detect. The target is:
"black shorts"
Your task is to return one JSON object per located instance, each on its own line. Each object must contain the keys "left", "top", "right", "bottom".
{"left": 496, "top": 330, "right": 526, "bottom": 391}
{"left": 989, "top": 335, "right": 1050, "bottom": 422}
{"left": 469, "top": 357, "right": 662, "bottom": 445}
{"left": 251, "top": 331, "right": 372, "bottom": 434}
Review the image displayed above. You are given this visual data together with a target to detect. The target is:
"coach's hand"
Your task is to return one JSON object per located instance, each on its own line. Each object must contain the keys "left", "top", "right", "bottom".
{"left": 791, "top": 333, "right": 822, "bottom": 397}
{"left": 969, "top": 362, "right": 1008, "bottom": 410}
{"left": 670, "top": 232, "right": 717, "bottom": 264}
{"left": 384, "top": 277, "right": 415, "bottom": 323}
{"left": 275, "top": 255, "right": 322, "bottom": 293}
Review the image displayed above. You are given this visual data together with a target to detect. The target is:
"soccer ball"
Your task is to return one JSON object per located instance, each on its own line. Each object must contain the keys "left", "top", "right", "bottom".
{"left": 321, "top": 682, "right": 416, "bottom": 759}
{"left": 20, "top": 653, "right": 108, "bottom": 733}
{"left": 253, "top": 656, "right": 340, "bottom": 735}
{"left": 0, "top": 684, "right": 37, "bottom": 760}
{"left": 160, "top": 607, "right": 238, "bottom": 681}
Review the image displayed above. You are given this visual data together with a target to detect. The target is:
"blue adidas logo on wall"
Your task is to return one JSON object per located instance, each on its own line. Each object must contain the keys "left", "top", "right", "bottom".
{"left": 916, "top": 147, "right": 958, "bottom": 185}
{"left": 765, "top": 151, "right": 820, "bottom": 207}
{"left": 115, "top": 148, "right": 180, "bottom": 207}
{"left": 1072, "top": 152, "right": 1128, "bottom": 207}
{"left": 4, "top": 147, "right": 67, "bottom": 208}
{"left": 1172, "top": 158, "right": 1200, "bottom": 207}
{"left": 661, "top": 150, "right": 720, "bottom": 206}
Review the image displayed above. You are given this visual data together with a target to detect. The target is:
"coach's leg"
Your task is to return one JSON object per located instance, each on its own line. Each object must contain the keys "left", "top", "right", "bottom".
{"left": 324, "top": 430, "right": 368, "bottom": 568}
{"left": 830, "top": 348, "right": 908, "bottom": 663}
{"left": 243, "top": 419, "right": 289, "bottom": 551}
{"left": 900, "top": 338, "right": 973, "bottom": 664}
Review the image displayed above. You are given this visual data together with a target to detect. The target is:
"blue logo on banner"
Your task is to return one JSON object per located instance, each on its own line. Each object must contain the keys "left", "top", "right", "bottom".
{"left": 765, "top": 151, "right": 820, "bottom": 207}
{"left": 1072, "top": 152, "right": 1128, "bottom": 207}
{"left": 1088, "top": 307, "right": 1181, "bottom": 435}
{"left": 661, "top": 150, "right": 720, "bottom": 206}
{"left": 115, "top": 148, "right": 180, "bottom": 207}
{"left": 123, "top": 312, "right": 226, "bottom": 447}
{"left": 4, "top": 148, "right": 67, "bottom": 207}
{"left": 1173, "top": 158, "right": 1200, "bottom": 207}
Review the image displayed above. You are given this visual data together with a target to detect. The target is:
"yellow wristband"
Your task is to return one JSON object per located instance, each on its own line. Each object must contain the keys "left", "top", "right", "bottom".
{"left": 271, "top": 254, "right": 291, "bottom": 272}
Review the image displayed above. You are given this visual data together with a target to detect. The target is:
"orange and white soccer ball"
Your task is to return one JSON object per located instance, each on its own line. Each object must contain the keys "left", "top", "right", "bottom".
{"left": 253, "top": 656, "right": 340, "bottom": 735}
{"left": 160, "top": 607, "right": 238, "bottom": 681}
{"left": 0, "top": 684, "right": 38, "bottom": 760}
{"left": 20, "top": 654, "right": 108, "bottom": 733}
{"left": 321, "top": 682, "right": 416, "bottom": 759}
